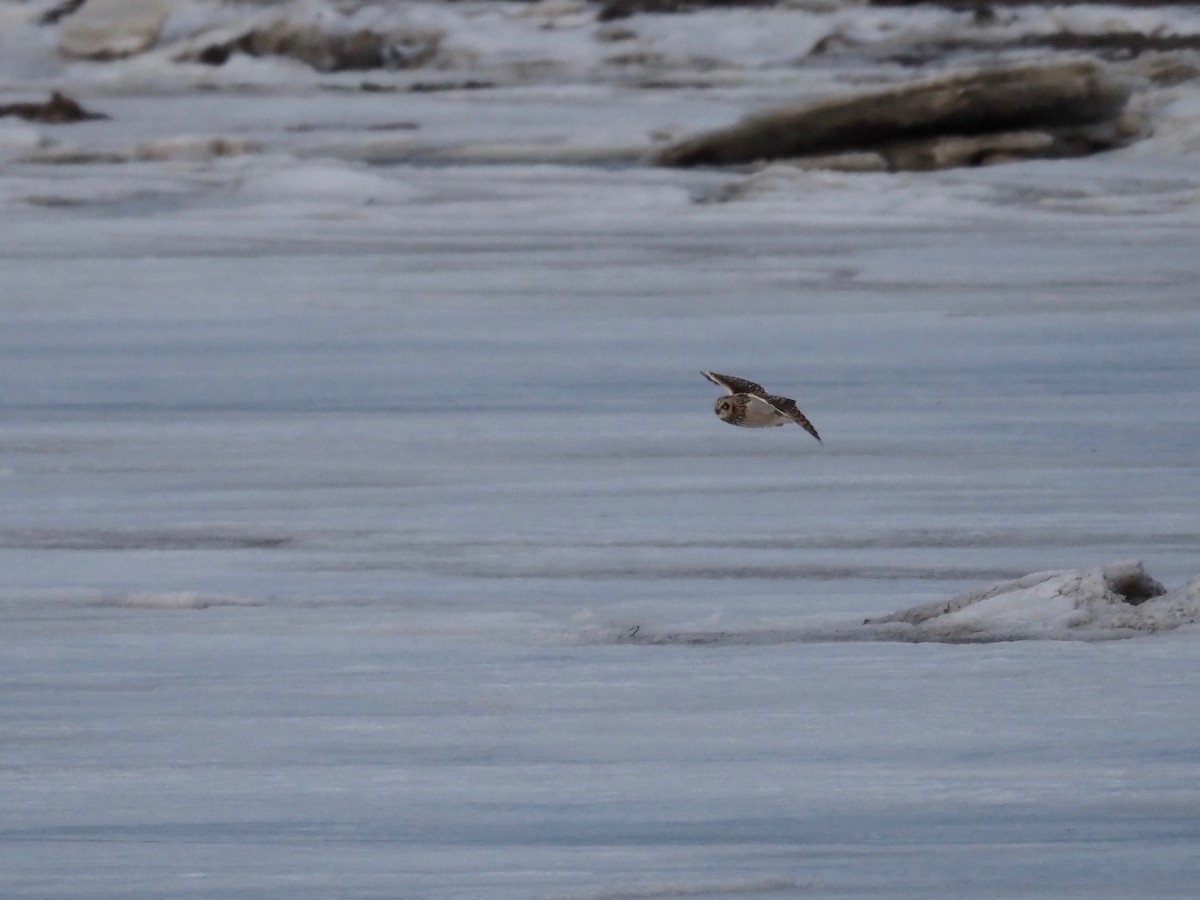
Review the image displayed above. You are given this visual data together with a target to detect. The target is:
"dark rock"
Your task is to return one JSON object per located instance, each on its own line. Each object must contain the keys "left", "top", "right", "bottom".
{"left": 657, "top": 60, "right": 1134, "bottom": 170}
{"left": 869, "top": 0, "right": 1197, "bottom": 7}
{"left": 1106, "top": 564, "right": 1167, "bottom": 606}
{"left": 597, "top": 0, "right": 686, "bottom": 21}
{"left": 597, "top": 0, "right": 774, "bottom": 20}
{"left": 408, "top": 80, "right": 495, "bottom": 93}
{"left": 595, "top": 24, "right": 639, "bottom": 43}
{"left": 0, "top": 91, "right": 108, "bottom": 124}
{"left": 1021, "top": 30, "right": 1200, "bottom": 59}
{"left": 40, "top": 0, "right": 89, "bottom": 26}
{"left": 884, "top": 31, "right": 1200, "bottom": 68}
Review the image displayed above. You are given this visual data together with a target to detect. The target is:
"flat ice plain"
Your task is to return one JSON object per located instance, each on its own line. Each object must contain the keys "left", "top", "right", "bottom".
{"left": 2, "top": 2, "right": 1199, "bottom": 898}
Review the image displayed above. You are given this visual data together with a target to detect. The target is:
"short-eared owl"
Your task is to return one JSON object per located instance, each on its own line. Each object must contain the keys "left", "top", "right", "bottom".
{"left": 702, "top": 371, "right": 821, "bottom": 442}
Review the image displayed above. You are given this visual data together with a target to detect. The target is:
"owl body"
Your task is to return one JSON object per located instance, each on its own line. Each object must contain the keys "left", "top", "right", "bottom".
{"left": 703, "top": 371, "right": 821, "bottom": 442}
{"left": 714, "top": 393, "right": 789, "bottom": 427}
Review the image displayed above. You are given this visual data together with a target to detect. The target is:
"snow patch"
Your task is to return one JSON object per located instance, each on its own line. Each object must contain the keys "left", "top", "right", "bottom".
{"left": 59, "top": 0, "right": 167, "bottom": 61}
{"left": 104, "top": 592, "right": 263, "bottom": 610}
{"left": 864, "top": 559, "right": 1171, "bottom": 641}
{"left": 611, "top": 562, "right": 1199, "bottom": 646}
{"left": 0, "top": 123, "right": 52, "bottom": 157}
{"left": 135, "top": 134, "right": 261, "bottom": 161}
{"left": 236, "top": 158, "right": 420, "bottom": 207}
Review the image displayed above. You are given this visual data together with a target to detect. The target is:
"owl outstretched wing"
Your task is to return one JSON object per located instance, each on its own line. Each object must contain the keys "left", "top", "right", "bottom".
{"left": 762, "top": 394, "right": 822, "bottom": 443}
{"left": 701, "top": 371, "right": 767, "bottom": 397}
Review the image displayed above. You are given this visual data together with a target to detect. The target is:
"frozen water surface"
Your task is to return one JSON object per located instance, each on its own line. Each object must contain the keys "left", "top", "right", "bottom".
{"left": 2, "top": 2, "right": 1200, "bottom": 898}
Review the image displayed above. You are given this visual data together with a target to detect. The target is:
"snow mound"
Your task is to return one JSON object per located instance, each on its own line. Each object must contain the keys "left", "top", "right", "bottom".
{"left": 0, "top": 123, "right": 51, "bottom": 157}
{"left": 862, "top": 560, "right": 1180, "bottom": 642}
{"left": 59, "top": 0, "right": 167, "bottom": 61}
{"left": 105, "top": 592, "right": 262, "bottom": 610}
{"left": 614, "top": 562, "right": 1200, "bottom": 646}
{"left": 237, "top": 159, "right": 420, "bottom": 207}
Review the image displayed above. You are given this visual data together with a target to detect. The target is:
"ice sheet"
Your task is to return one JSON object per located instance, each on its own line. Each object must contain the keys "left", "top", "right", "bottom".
{"left": 2, "top": 2, "right": 1200, "bottom": 898}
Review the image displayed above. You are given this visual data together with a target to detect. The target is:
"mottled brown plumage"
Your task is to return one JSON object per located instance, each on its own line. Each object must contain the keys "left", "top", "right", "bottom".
{"left": 702, "top": 371, "right": 821, "bottom": 442}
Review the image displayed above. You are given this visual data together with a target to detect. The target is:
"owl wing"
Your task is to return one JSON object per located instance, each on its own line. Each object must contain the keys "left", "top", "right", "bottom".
{"left": 702, "top": 371, "right": 767, "bottom": 396}
{"left": 763, "top": 394, "right": 822, "bottom": 443}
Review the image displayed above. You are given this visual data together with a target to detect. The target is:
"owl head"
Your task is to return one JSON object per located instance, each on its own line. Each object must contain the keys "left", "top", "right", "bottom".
{"left": 714, "top": 396, "right": 737, "bottom": 422}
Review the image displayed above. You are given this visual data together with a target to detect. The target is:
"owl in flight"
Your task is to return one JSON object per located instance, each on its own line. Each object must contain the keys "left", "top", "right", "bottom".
{"left": 702, "top": 371, "right": 821, "bottom": 443}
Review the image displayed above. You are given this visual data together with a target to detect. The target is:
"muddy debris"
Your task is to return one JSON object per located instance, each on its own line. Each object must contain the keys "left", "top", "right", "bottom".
{"left": 596, "top": 0, "right": 774, "bottom": 22}
{"left": 0, "top": 91, "right": 108, "bottom": 124}
{"left": 657, "top": 59, "right": 1140, "bottom": 171}
{"left": 40, "top": 0, "right": 88, "bottom": 26}
{"left": 185, "top": 21, "right": 442, "bottom": 73}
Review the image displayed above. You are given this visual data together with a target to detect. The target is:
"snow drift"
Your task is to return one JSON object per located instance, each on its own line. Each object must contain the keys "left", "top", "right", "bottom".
{"left": 617, "top": 562, "right": 1200, "bottom": 646}
{"left": 104, "top": 592, "right": 263, "bottom": 610}
{"left": 862, "top": 560, "right": 1197, "bottom": 642}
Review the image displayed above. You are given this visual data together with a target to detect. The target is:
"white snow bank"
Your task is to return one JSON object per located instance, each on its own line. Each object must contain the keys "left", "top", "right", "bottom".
{"left": 134, "top": 134, "right": 261, "bottom": 161}
{"left": 0, "top": 123, "right": 52, "bottom": 162}
{"left": 236, "top": 158, "right": 421, "bottom": 207}
{"left": 105, "top": 592, "right": 262, "bottom": 610}
{"left": 612, "top": 562, "right": 1200, "bottom": 646}
{"left": 862, "top": 559, "right": 1185, "bottom": 642}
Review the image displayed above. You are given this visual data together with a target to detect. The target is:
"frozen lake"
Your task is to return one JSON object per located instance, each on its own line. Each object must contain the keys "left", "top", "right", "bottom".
{"left": 3, "top": 2, "right": 1200, "bottom": 897}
